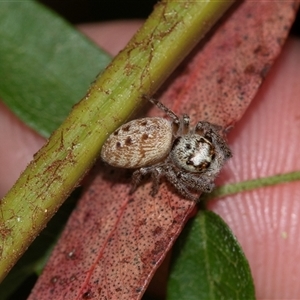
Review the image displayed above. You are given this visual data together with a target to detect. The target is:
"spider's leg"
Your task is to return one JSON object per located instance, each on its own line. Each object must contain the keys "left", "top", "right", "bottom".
{"left": 131, "top": 167, "right": 152, "bottom": 194}
{"left": 173, "top": 114, "right": 190, "bottom": 137}
{"left": 195, "top": 121, "right": 222, "bottom": 134}
{"left": 143, "top": 95, "right": 190, "bottom": 137}
{"left": 163, "top": 165, "right": 199, "bottom": 201}
{"left": 131, "top": 166, "right": 164, "bottom": 196}
{"left": 178, "top": 172, "right": 215, "bottom": 193}
{"left": 143, "top": 95, "right": 180, "bottom": 123}
{"left": 180, "top": 114, "right": 190, "bottom": 136}
{"left": 149, "top": 166, "right": 164, "bottom": 197}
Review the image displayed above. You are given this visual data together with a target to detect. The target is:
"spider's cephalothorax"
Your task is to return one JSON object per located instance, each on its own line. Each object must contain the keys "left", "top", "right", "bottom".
{"left": 101, "top": 97, "right": 232, "bottom": 201}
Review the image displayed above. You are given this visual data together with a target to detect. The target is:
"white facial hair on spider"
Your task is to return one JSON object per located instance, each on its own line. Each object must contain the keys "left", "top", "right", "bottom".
{"left": 101, "top": 97, "right": 232, "bottom": 202}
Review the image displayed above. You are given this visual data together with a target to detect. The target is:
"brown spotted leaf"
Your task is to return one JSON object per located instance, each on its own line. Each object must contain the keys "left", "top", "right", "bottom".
{"left": 29, "top": 1, "right": 299, "bottom": 299}
{"left": 29, "top": 167, "right": 195, "bottom": 299}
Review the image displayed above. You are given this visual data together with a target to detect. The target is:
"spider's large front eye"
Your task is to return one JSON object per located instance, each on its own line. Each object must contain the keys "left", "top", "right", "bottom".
{"left": 171, "top": 134, "right": 215, "bottom": 172}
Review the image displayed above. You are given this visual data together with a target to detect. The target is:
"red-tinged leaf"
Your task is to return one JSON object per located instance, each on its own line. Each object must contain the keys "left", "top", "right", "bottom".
{"left": 29, "top": 1, "right": 299, "bottom": 299}
{"left": 158, "top": 2, "right": 299, "bottom": 127}
{"left": 29, "top": 167, "right": 195, "bottom": 299}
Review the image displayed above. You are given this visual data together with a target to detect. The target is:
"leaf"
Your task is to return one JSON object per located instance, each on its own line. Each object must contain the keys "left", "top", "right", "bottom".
{"left": 28, "top": 2, "right": 299, "bottom": 299}
{"left": 0, "top": 1, "right": 111, "bottom": 137}
{"left": 167, "top": 211, "right": 255, "bottom": 300}
{"left": 158, "top": 2, "right": 300, "bottom": 127}
{"left": 0, "top": 0, "right": 235, "bottom": 285}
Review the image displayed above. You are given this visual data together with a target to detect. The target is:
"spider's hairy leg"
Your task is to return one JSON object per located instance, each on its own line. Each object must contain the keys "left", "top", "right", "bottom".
{"left": 149, "top": 166, "right": 165, "bottom": 196}
{"left": 143, "top": 95, "right": 180, "bottom": 123}
{"left": 163, "top": 165, "right": 199, "bottom": 201}
{"left": 131, "top": 166, "right": 163, "bottom": 196}
{"left": 177, "top": 172, "right": 215, "bottom": 193}
{"left": 131, "top": 167, "right": 148, "bottom": 194}
{"left": 179, "top": 114, "right": 190, "bottom": 136}
{"left": 195, "top": 121, "right": 223, "bottom": 134}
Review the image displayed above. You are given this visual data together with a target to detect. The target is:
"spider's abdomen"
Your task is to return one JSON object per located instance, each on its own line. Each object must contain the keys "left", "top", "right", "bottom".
{"left": 101, "top": 117, "right": 173, "bottom": 168}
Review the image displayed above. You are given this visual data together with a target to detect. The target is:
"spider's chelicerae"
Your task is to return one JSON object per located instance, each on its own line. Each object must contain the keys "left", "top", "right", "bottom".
{"left": 101, "top": 97, "right": 232, "bottom": 201}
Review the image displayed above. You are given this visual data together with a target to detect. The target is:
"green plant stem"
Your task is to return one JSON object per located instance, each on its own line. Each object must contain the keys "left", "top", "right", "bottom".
{"left": 0, "top": 0, "right": 234, "bottom": 281}
{"left": 202, "top": 171, "right": 300, "bottom": 203}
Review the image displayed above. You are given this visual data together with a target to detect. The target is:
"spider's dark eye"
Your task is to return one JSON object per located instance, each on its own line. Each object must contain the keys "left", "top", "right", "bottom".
{"left": 186, "top": 160, "right": 192, "bottom": 165}
{"left": 185, "top": 144, "right": 191, "bottom": 150}
{"left": 204, "top": 135, "right": 212, "bottom": 143}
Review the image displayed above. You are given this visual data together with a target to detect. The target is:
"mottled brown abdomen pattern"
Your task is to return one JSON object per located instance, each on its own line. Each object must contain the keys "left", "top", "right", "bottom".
{"left": 101, "top": 117, "right": 173, "bottom": 168}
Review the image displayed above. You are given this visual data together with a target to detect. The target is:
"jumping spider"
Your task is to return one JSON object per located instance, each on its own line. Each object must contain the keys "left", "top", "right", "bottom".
{"left": 101, "top": 97, "right": 232, "bottom": 201}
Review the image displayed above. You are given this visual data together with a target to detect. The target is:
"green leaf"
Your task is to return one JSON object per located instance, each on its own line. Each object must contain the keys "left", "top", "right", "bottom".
{"left": 0, "top": 1, "right": 111, "bottom": 137}
{"left": 167, "top": 211, "right": 255, "bottom": 300}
